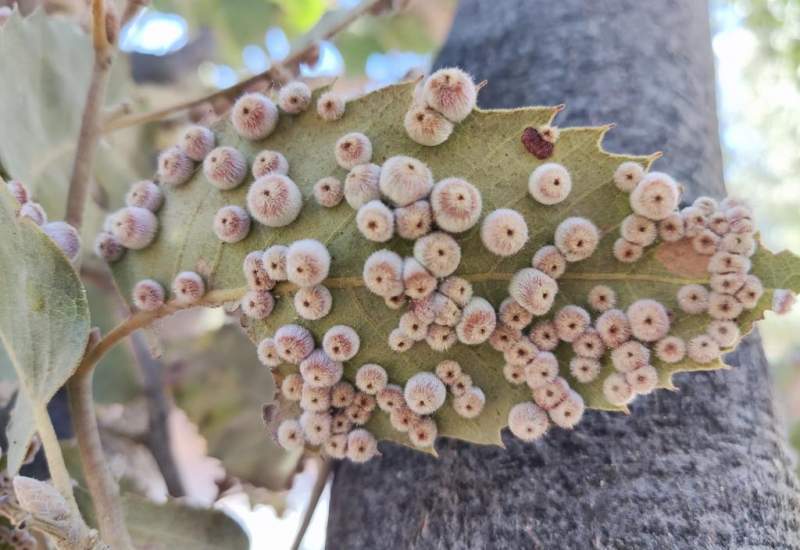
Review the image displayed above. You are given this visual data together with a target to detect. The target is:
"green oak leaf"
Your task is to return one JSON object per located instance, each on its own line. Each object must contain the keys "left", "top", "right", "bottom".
{"left": 0, "top": 187, "right": 90, "bottom": 474}
{"left": 107, "top": 81, "right": 800, "bottom": 453}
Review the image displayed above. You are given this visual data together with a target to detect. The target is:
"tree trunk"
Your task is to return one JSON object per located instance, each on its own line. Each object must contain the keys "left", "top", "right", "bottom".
{"left": 326, "top": 1, "right": 800, "bottom": 548}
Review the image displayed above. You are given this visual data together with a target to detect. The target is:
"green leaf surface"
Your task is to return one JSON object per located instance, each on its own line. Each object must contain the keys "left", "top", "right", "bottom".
{"left": 0, "top": 187, "right": 90, "bottom": 474}
{"left": 170, "top": 325, "right": 302, "bottom": 491}
{"left": 107, "top": 81, "right": 800, "bottom": 452}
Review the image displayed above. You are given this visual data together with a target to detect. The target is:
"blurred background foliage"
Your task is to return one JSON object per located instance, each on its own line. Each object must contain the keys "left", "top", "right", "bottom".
{"left": 0, "top": 0, "right": 796, "bottom": 548}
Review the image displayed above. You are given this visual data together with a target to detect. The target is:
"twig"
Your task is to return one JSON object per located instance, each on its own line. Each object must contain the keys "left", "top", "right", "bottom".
{"left": 121, "top": 0, "right": 148, "bottom": 28}
{"left": 290, "top": 459, "right": 332, "bottom": 550}
{"left": 102, "top": 0, "right": 384, "bottom": 133}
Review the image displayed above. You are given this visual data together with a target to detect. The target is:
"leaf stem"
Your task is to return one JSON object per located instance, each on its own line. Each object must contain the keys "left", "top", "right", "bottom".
{"left": 290, "top": 459, "right": 331, "bottom": 550}
{"left": 102, "top": 0, "right": 384, "bottom": 133}
{"left": 31, "top": 403, "right": 80, "bottom": 516}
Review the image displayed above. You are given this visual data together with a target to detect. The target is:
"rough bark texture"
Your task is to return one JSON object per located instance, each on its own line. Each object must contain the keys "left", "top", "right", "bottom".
{"left": 326, "top": 1, "right": 800, "bottom": 548}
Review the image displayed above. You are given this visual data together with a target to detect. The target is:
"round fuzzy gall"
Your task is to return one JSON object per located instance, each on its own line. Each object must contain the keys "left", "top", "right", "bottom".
{"left": 426, "top": 324, "right": 457, "bottom": 352}
{"left": 525, "top": 351, "right": 559, "bottom": 389}
{"left": 450, "top": 372, "right": 473, "bottom": 397}
{"left": 132, "top": 279, "right": 165, "bottom": 311}
{"left": 231, "top": 93, "right": 278, "bottom": 140}
{"left": 203, "top": 146, "right": 247, "bottom": 190}
{"left": 19, "top": 201, "right": 47, "bottom": 225}
{"left": 736, "top": 275, "right": 764, "bottom": 309}
{"left": 363, "top": 249, "right": 404, "bottom": 297}
{"left": 456, "top": 297, "right": 497, "bottom": 345}
{"left": 554, "top": 305, "right": 591, "bottom": 343}
{"left": 439, "top": 275, "right": 473, "bottom": 308}
{"left": 720, "top": 232, "right": 756, "bottom": 257}
{"left": 549, "top": 390, "right": 585, "bottom": 429}
{"left": 274, "top": 324, "right": 315, "bottom": 365}
{"left": 300, "top": 411, "right": 332, "bottom": 446}
{"left": 251, "top": 150, "right": 289, "bottom": 179}
{"left": 257, "top": 337, "right": 281, "bottom": 368}
{"left": 171, "top": 271, "right": 205, "bottom": 305}
{"left": 626, "top": 365, "right": 658, "bottom": 395}
{"left": 180, "top": 125, "right": 215, "bottom": 161}
{"left": 630, "top": 172, "right": 680, "bottom": 221}
{"left": 331, "top": 381, "right": 356, "bottom": 409}
{"left": 243, "top": 251, "right": 275, "bottom": 291}
{"left": 388, "top": 328, "right": 413, "bottom": 352}
{"left": 345, "top": 403, "right": 371, "bottom": 425}
{"left": 6, "top": 179, "right": 30, "bottom": 204}
{"left": 247, "top": 174, "right": 303, "bottom": 227}
{"left": 157, "top": 146, "right": 194, "bottom": 187}
{"left": 595, "top": 309, "right": 632, "bottom": 349}
{"left": 435, "top": 360, "right": 462, "bottom": 385}
{"left": 389, "top": 405, "right": 417, "bottom": 433}
{"left": 404, "top": 372, "right": 447, "bottom": 415}
{"left": 314, "top": 177, "right": 344, "bottom": 208}
{"left": 710, "top": 272, "right": 747, "bottom": 296}
{"left": 278, "top": 81, "right": 311, "bottom": 114}
{"left": 677, "top": 284, "right": 710, "bottom": 315}
{"left": 213, "top": 205, "right": 251, "bottom": 243}
{"left": 286, "top": 239, "right": 330, "bottom": 287}
{"left": 572, "top": 328, "right": 605, "bottom": 359}
{"left": 344, "top": 163, "right": 381, "bottom": 209}
{"left": 395, "top": 200, "right": 433, "bottom": 240}
{"left": 317, "top": 91, "right": 345, "bottom": 121}
{"left": 773, "top": 289, "right": 797, "bottom": 315}
{"left": 613, "top": 238, "right": 643, "bottom": 263}
{"left": 687, "top": 334, "right": 721, "bottom": 364}
{"left": 332, "top": 412, "right": 354, "bottom": 436}
{"left": 355, "top": 390, "right": 377, "bottom": 413}
{"left": 509, "top": 268, "right": 558, "bottom": 316}
{"left": 125, "top": 180, "right": 163, "bottom": 212}
{"left": 277, "top": 419, "right": 304, "bottom": 451}
{"left": 346, "top": 429, "right": 379, "bottom": 463}
{"left": 693, "top": 196, "right": 718, "bottom": 216}
{"left": 707, "top": 212, "right": 730, "bottom": 236}
{"left": 708, "top": 251, "right": 751, "bottom": 275}
{"left": 529, "top": 320, "right": 559, "bottom": 351}
{"left": 481, "top": 208, "right": 529, "bottom": 257}
{"left": 554, "top": 217, "right": 600, "bottom": 262}
{"left": 413, "top": 231, "right": 462, "bottom": 277}
{"left": 300, "top": 350, "right": 343, "bottom": 388}
{"left": 603, "top": 372, "right": 634, "bottom": 406}
{"left": 570, "top": 356, "right": 601, "bottom": 384}
{"left": 508, "top": 402, "right": 549, "bottom": 442}
{"left": 692, "top": 229, "right": 720, "bottom": 256}
{"left": 504, "top": 363, "right": 527, "bottom": 385}
{"left": 528, "top": 163, "right": 572, "bottom": 205}
{"left": 281, "top": 373, "right": 304, "bottom": 401}
{"left": 263, "top": 245, "right": 289, "bottom": 281}
{"left": 402, "top": 258, "right": 437, "bottom": 301}
{"left": 611, "top": 340, "right": 650, "bottom": 373}
{"left": 432, "top": 293, "right": 461, "bottom": 327}
{"left": 502, "top": 335, "right": 538, "bottom": 366}
{"left": 109, "top": 206, "right": 158, "bottom": 250}
{"left": 658, "top": 213, "right": 686, "bottom": 242}
{"left": 335, "top": 132, "right": 372, "bottom": 169}
{"left": 707, "top": 320, "right": 740, "bottom": 348}
{"left": 409, "top": 416, "right": 438, "bottom": 449}
{"left": 430, "top": 177, "right": 482, "bottom": 233}
{"left": 681, "top": 206, "right": 708, "bottom": 238}
{"left": 94, "top": 232, "right": 125, "bottom": 262}
{"left": 626, "top": 299, "right": 670, "bottom": 342}
{"left": 356, "top": 364, "right": 389, "bottom": 395}
{"left": 588, "top": 285, "right": 616, "bottom": 312}
{"left": 294, "top": 285, "right": 333, "bottom": 320}
{"left": 499, "top": 297, "right": 534, "bottom": 331}
{"left": 453, "top": 386, "right": 485, "bottom": 419}
{"left": 422, "top": 67, "right": 477, "bottom": 122}
{"left": 377, "top": 384, "right": 404, "bottom": 412}
{"left": 324, "top": 434, "right": 347, "bottom": 459}
{"left": 357, "top": 200, "right": 395, "bottom": 242}
{"left": 323, "top": 325, "right": 360, "bottom": 361}
{"left": 241, "top": 290, "right": 275, "bottom": 320}
{"left": 532, "top": 245, "right": 567, "bottom": 280}
{"left": 301, "top": 385, "right": 331, "bottom": 412}
{"left": 621, "top": 214, "right": 657, "bottom": 247}
{"left": 613, "top": 161, "right": 644, "bottom": 192}
{"left": 707, "top": 292, "right": 743, "bottom": 321}
{"left": 379, "top": 156, "right": 434, "bottom": 207}
{"left": 404, "top": 103, "right": 454, "bottom": 146}
{"left": 654, "top": 335, "right": 686, "bottom": 364}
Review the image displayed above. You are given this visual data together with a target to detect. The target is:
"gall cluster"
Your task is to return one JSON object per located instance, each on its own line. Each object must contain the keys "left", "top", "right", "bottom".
{"left": 404, "top": 68, "right": 478, "bottom": 146}
{"left": 6, "top": 180, "right": 82, "bottom": 262}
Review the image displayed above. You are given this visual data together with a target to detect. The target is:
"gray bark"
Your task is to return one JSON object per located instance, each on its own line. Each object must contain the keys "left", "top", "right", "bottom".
{"left": 326, "top": 1, "right": 800, "bottom": 548}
